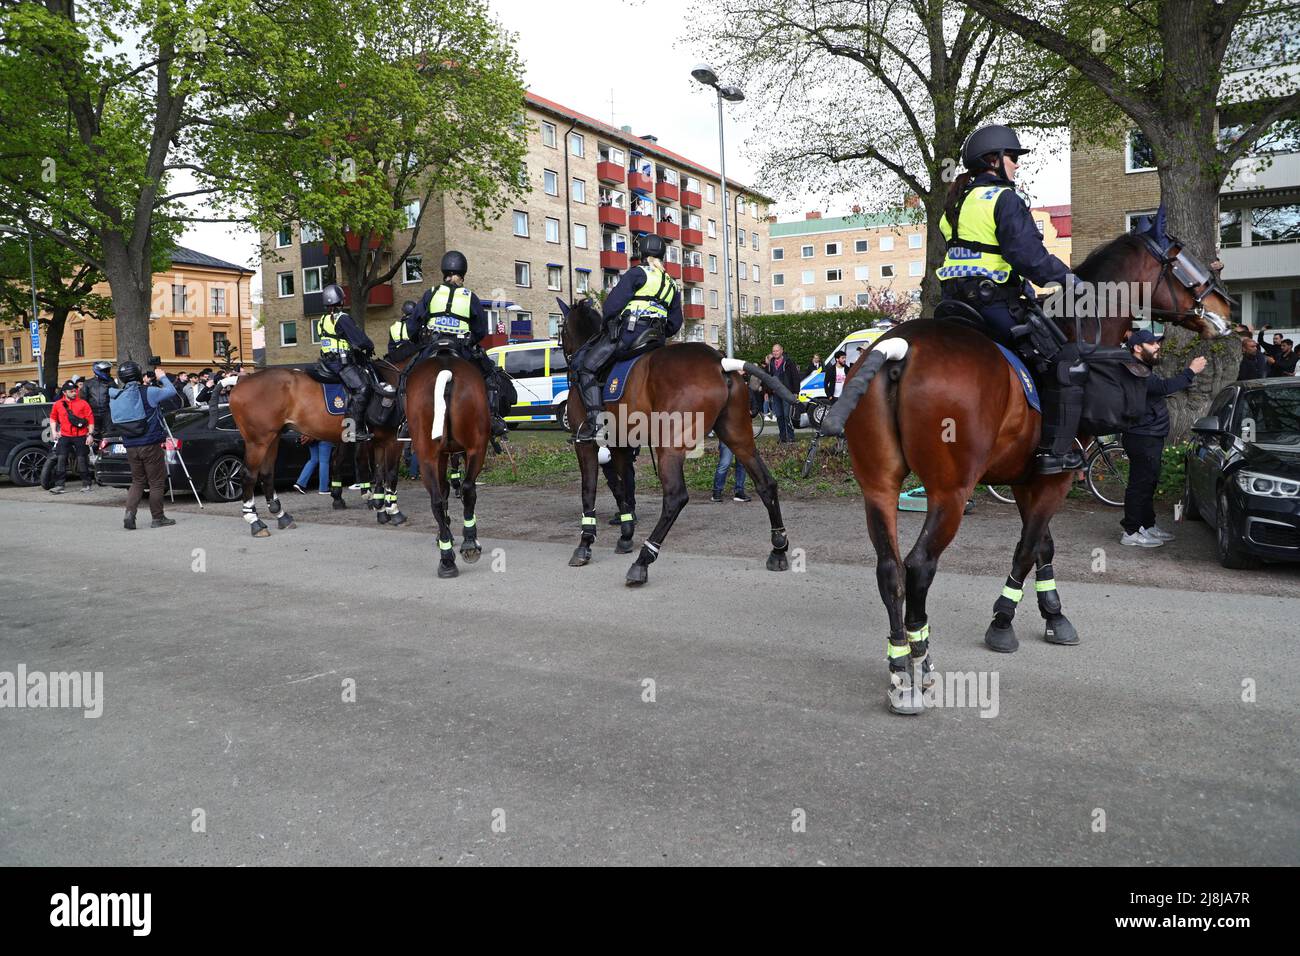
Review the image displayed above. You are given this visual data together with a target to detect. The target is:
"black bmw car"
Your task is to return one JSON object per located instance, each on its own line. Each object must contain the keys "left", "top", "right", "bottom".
{"left": 0, "top": 400, "right": 54, "bottom": 487}
{"left": 1183, "top": 377, "right": 1300, "bottom": 568}
{"left": 97, "top": 406, "right": 353, "bottom": 502}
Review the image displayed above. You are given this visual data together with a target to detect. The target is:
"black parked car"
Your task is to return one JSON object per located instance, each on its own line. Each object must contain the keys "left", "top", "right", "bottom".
{"left": 1183, "top": 377, "right": 1300, "bottom": 568}
{"left": 97, "top": 406, "right": 355, "bottom": 501}
{"left": 0, "top": 400, "right": 54, "bottom": 486}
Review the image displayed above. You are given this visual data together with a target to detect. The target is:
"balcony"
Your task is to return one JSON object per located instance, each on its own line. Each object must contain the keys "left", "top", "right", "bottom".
{"left": 1223, "top": 151, "right": 1300, "bottom": 194}
{"left": 681, "top": 227, "right": 704, "bottom": 246}
{"left": 598, "top": 205, "right": 627, "bottom": 227}
{"left": 341, "top": 283, "right": 393, "bottom": 307}
{"left": 629, "top": 213, "right": 654, "bottom": 234}
{"left": 628, "top": 170, "right": 653, "bottom": 194}
{"left": 664, "top": 261, "right": 682, "bottom": 279}
{"left": 683, "top": 265, "right": 705, "bottom": 284}
{"left": 656, "top": 181, "right": 679, "bottom": 203}
{"left": 600, "top": 250, "right": 629, "bottom": 271}
{"left": 597, "top": 161, "right": 625, "bottom": 185}
{"left": 681, "top": 189, "right": 702, "bottom": 209}
{"left": 1219, "top": 241, "right": 1300, "bottom": 282}
{"left": 323, "top": 231, "right": 382, "bottom": 255}
{"left": 656, "top": 219, "right": 680, "bottom": 240}
{"left": 684, "top": 303, "right": 705, "bottom": 320}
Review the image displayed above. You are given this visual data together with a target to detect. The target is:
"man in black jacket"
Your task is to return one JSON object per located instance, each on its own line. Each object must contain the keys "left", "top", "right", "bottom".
{"left": 1119, "top": 330, "right": 1207, "bottom": 548}
{"left": 765, "top": 343, "right": 802, "bottom": 442}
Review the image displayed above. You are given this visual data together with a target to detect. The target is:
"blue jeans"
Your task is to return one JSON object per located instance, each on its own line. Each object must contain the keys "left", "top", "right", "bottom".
{"left": 296, "top": 440, "right": 333, "bottom": 492}
{"left": 403, "top": 443, "right": 420, "bottom": 480}
{"left": 713, "top": 441, "right": 746, "bottom": 495}
{"left": 770, "top": 395, "right": 794, "bottom": 440}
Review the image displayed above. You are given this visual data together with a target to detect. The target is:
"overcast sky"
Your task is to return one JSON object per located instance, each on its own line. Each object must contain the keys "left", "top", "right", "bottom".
{"left": 180, "top": 0, "right": 1071, "bottom": 298}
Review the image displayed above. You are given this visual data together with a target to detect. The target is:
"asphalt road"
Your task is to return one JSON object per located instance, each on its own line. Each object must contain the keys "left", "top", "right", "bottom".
{"left": 1, "top": 493, "right": 1296, "bottom": 866}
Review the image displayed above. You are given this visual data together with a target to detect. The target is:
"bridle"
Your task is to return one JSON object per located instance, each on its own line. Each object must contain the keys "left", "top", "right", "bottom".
{"left": 1134, "top": 234, "right": 1233, "bottom": 334}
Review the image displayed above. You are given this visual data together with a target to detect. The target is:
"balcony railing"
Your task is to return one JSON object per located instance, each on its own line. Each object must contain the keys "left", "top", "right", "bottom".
{"left": 598, "top": 206, "right": 627, "bottom": 227}
{"left": 656, "top": 219, "right": 680, "bottom": 240}
{"left": 628, "top": 170, "right": 653, "bottom": 193}
{"left": 597, "top": 161, "right": 625, "bottom": 184}
{"left": 664, "top": 261, "right": 682, "bottom": 279}
{"left": 681, "top": 189, "right": 702, "bottom": 209}
{"left": 600, "top": 250, "right": 629, "bottom": 271}
{"left": 341, "top": 284, "right": 393, "bottom": 307}
{"left": 684, "top": 303, "right": 705, "bottom": 320}
{"left": 629, "top": 213, "right": 654, "bottom": 234}
{"left": 683, "top": 265, "right": 705, "bottom": 284}
{"left": 681, "top": 227, "right": 704, "bottom": 246}
{"left": 655, "top": 181, "right": 679, "bottom": 203}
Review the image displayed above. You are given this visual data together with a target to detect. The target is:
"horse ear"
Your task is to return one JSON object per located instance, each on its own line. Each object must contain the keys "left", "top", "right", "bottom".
{"left": 556, "top": 298, "right": 570, "bottom": 317}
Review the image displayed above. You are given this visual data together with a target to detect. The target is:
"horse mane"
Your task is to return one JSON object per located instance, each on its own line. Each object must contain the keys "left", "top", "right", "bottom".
{"left": 562, "top": 297, "right": 603, "bottom": 352}
{"left": 1072, "top": 232, "right": 1143, "bottom": 284}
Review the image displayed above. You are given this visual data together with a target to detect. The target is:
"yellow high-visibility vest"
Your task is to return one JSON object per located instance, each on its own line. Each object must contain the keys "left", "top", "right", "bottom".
{"left": 424, "top": 285, "right": 472, "bottom": 336}
{"left": 937, "top": 186, "right": 1015, "bottom": 284}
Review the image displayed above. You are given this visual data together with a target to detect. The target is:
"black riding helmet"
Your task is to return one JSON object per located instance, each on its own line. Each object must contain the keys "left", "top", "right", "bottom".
{"left": 441, "top": 250, "right": 468, "bottom": 277}
{"left": 117, "top": 361, "right": 143, "bottom": 383}
{"left": 321, "top": 283, "right": 345, "bottom": 307}
{"left": 92, "top": 360, "right": 113, "bottom": 380}
{"left": 636, "top": 234, "right": 667, "bottom": 261}
{"left": 961, "top": 124, "right": 1029, "bottom": 171}
{"left": 401, "top": 300, "right": 417, "bottom": 317}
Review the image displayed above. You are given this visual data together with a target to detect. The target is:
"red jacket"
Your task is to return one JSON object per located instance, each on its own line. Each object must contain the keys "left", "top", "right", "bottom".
{"left": 51, "top": 396, "right": 94, "bottom": 438}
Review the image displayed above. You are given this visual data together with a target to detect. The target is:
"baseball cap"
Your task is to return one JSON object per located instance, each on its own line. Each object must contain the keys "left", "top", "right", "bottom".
{"left": 1128, "top": 329, "right": 1158, "bottom": 347}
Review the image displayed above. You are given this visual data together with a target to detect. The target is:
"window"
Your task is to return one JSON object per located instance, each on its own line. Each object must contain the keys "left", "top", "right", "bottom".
{"left": 750, "top": 201, "right": 758, "bottom": 219}
{"left": 74, "top": 329, "right": 84, "bottom": 358}
{"left": 753, "top": 297, "right": 761, "bottom": 313}
{"left": 879, "top": 236, "right": 894, "bottom": 251}
{"left": 826, "top": 294, "right": 843, "bottom": 308}
{"left": 544, "top": 169, "right": 558, "bottom": 195}
{"left": 738, "top": 228, "right": 746, "bottom": 247}
{"left": 739, "top": 262, "right": 748, "bottom": 280}
{"left": 545, "top": 217, "right": 560, "bottom": 243}
{"left": 172, "top": 283, "right": 188, "bottom": 314}
{"left": 505, "top": 347, "right": 545, "bottom": 379}
{"left": 772, "top": 272, "right": 785, "bottom": 286}
{"left": 1220, "top": 208, "right": 1243, "bottom": 246}
{"left": 276, "top": 226, "right": 292, "bottom": 248}
{"left": 568, "top": 132, "right": 584, "bottom": 157}
{"left": 752, "top": 264, "right": 760, "bottom": 282}
{"left": 1251, "top": 202, "right": 1300, "bottom": 244}
{"left": 210, "top": 287, "right": 227, "bottom": 315}
{"left": 707, "top": 219, "right": 717, "bottom": 238}
{"left": 801, "top": 296, "right": 816, "bottom": 310}
{"left": 1126, "top": 129, "right": 1156, "bottom": 172}
{"left": 739, "top": 294, "right": 748, "bottom": 312}
{"left": 402, "top": 200, "right": 420, "bottom": 229}
{"left": 826, "top": 268, "right": 842, "bottom": 282}
{"left": 310, "top": 317, "right": 322, "bottom": 343}
{"left": 600, "top": 188, "right": 626, "bottom": 209}
{"left": 542, "top": 121, "right": 557, "bottom": 148}
{"left": 600, "top": 144, "right": 626, "bottom": 166}
{"left": 1035, "top": 218, "right": 1045, "bottom": 234}
{"left": 403, "top": 257, "right": 423, "bottom": 284}
{"left": 666, "top": 244, "right": 681, "bottom": 264}
{"left": 706, "top": 183, "right": 716, "bottom": 202}
{"left": 513, "top": 210, "right": 529, "bottom": 237}
{"left": 854, "top": 265, "right": 870, "bottom": 281}
{"left": 1126, "top": 209, "right": 1158, "bottom": 232}
{"left": 657, "top": 166, "right": 679, "bottom": 186}
{"left": 213, "top": 331, "right": 230, "bottom": 358}
{"left": 909, "top": 261, "right": 924, "bottom": 277}
{"left": 708, "top": 254, "right": 718, "bottom": 274}
{"left": 571, "top": 178, "right": 586, "bottom": 203}
{"left": 709, "top": 289, "right": 719, "bottom": 308}
{"left": 515, "top": 261, "right": 531, "bottom": 287}
{"left": 172, "top": 329, "right": 190, "bottom": 356}
{"left": 772, "top": 248, "right": 784, "bottom": 261}
{"left": 855, "top": 238, "right": 868, "bottom": 253}
{"left": 826, "top": 241, "right": 841, "bottom": 256}
{"left": 548, "top": 265, "right": 563, "bottom": 290}
{"left": 801, "top": 244, "right": 814, "bottom": 258}
{"left": 575, "top": 270, "right": 590, "bottom": 293}
{"left": 300, "top": 222, "right": 322, "bottom": 243}
{"left": 603, "top": 232, "right": 627, "bottom": 254}
{"left": 303, "top": 265, "right": 326, "bottom": 294}
{"left": 908, "top": 233, "right": 922, "bottom": 249}
{"left": 513, "top": 311, "right": 534, "bottom": 336}
{"left": 687, "top": 287, "right": 704, "bottom": 305}
{"left": 548, "top": 316, "right": 564, "bottom": 339}
{"left": 801, "top": 269, "right": 814, "bottom": 284}
{"left": 856, "top": 292, "right": 871, "bottom": 307}
{"left": 752, "top": 233, "right": 759, "bottom": 253}
{"left": 880, "top": 264, "right": 895, "bottom": 278}
{"left": 773, "top": 298, "right": 785, "bottom": 312}
{"left": 573, "top": 223, "right": 588, "bottom": 248}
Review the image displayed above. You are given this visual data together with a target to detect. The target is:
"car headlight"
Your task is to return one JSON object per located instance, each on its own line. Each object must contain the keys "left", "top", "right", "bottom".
{"left": 1234, "top": 470, "right": 1300, "bottom": 499}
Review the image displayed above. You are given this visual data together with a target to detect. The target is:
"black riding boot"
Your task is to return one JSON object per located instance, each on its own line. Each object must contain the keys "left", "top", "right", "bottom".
{"left": 345, "top": 389, "right": 372, "bottom": 442}
{"left": 485, "top": 380, "right": 508, "bottom": 437}
{"left": 575, "top": 376, "right": 606, "bottom": 442}
{"left": 1036, "top": 381, "right": 1085, "bottom": 475}
{"left": 573, "top": 336, "right": 617, "bottom": 442}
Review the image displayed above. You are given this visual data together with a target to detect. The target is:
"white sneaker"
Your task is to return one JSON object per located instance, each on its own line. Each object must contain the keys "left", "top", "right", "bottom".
{"left": 1142, "top": 525, "right": 1175, "bottom": 542}
{"left": 1120, "top": 529, "right": 1163, "bottom": 548}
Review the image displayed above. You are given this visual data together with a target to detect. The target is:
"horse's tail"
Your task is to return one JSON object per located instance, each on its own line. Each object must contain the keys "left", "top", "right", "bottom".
{"left": 430, "top": 369, "right": 454, "bottom": 440}
{"left": 720, "top": 357, "right": 801, "bottom": 405}
{"left": 818, "top": 338, "right": 910, "bottom": 437}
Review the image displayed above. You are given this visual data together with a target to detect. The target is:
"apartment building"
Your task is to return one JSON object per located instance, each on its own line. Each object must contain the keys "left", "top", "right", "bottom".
{"left": 261, "top": 91, "right": 772, "bottom": 367}
{"left": 765, "top": 206, "right": 1071, "bottom": 314}
{"left": 0, "top": 246, "right": 255, "bottom": 393}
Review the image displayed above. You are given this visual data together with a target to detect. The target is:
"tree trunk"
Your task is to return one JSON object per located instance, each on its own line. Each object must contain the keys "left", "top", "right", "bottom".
{"left": 920, "top": 188, "right": 947, "bottom": 316}
{"left": 40, "top": 306, "right": 69, "bottom": 388}
{"left": 102, "top": 233, "right": 154, "bottom": 364}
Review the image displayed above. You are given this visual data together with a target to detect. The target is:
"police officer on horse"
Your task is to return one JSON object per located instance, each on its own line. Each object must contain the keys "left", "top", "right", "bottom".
{"left": 415, "top": 250, "right": 508, "bottom": 438}
{"left": 937, "top": 124, "right": 1084, "bottom": 475}
{"left": 316, "top": 282, "right": 376, "bottom": 442}
{"left": 572, "top": 233, "right": 683, "bottom": 442}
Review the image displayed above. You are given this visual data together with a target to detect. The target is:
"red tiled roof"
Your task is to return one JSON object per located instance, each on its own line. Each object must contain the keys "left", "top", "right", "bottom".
{"left": 1032, "top": 204, "right": 1072, "bottom": 238}
{"left": 524, "top": 91, "right": 769, "bottom": 201}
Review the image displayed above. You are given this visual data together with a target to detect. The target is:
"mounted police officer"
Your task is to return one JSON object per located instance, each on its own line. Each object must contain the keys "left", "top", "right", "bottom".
{"left": 80, "top": 360, "right": 115, "bottom": 445}
{"left": 573, "top": 233, "right": 683, "bottom": 442}
{"left": 416, "top": 250, "right": 507, "bottom": 437}
{"left": 937, "top": 124, "right": 1085, "bottom": 475}
{"left": 387, "top": 300, "right": 419, "bottom": 363}
{"left": 316, "top": 282, "right": 376, "bottom": 442}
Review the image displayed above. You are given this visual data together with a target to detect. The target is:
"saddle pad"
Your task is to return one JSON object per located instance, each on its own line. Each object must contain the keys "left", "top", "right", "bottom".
{"left": 996, "top": 345, "right": 1041, "bottom": 414}
{"left": 602, "top": 354, "right": 646, "bottom": 403}
{"left": 322, "top": 383, "right": 348, "bottom": 416}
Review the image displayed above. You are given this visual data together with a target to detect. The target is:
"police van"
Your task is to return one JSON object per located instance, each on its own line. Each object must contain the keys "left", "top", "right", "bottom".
{"left": 486, "top": 339, "right": 571, "bottom": 429}
{"left": 792, "top": 325, "right": 891, "bottom": 427}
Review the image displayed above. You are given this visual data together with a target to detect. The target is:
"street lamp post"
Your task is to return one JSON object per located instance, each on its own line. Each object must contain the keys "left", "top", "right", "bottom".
{"left": 0, "top": 225, "right": 43, "bottom": 390}
{"left": 691, "top": 64, "right": 744, "bottom": 358}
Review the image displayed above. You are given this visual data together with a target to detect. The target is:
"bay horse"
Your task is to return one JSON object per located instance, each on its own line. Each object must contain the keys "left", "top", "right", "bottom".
{"left": 228, "top": 360, "right": 405, "bottom": 536}
{"left": 557, "top": 297, "right": 797, "bottom": 586}
{"left": 821, "top": 230, "right": 1231, "bottom": 714}
{"left": 404, "top": 346, "right": 491, "bottom": 579}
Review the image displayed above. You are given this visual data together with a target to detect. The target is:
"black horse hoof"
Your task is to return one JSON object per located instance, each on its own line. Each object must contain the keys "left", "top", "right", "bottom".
{"left": 625, "top": 563, "right": 648, "bottom": 587}
{"left": 437, "top": 562, "right": 459, "bottom": 579}
{"left": 615, "top": 536, "right": 634, "bottom": 554}
{"left": 277, "top": 514, "right": 296, "bottom": 530}
{"left": 461, "top": 543, "right": 482, "bottom": 563}
{"left": 766, "top": 550, "right": 790, "bottom": 572}
{"left": 376, "top": 511, "right": 390, "bottom": 525}
{"left": 984, "top": 621, "right": 1019, "bottom": 653}
{"left": 1044, "top": 614, "right": 1079, "bottom": 645}
{"left": 569, "top": 546, "right": 591, "bottom": 567}
{"left": 390, "top": 512, "right": 407, "bottom": 526}
{"left": 331, "top": 497, "right": 347, "bottom": 510}
{"left": 250, "top": 520, "right": 270, "bottom": 538}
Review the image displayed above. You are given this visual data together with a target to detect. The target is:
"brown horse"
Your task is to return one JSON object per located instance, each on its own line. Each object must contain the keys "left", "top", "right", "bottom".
{"left": 557, "top": 297, "right": 797, "bottom": 586}
{"left": 823, "top": 230, "right": 1232, "bottom": 714}
{"left": 228, "top": 360, "right": 404, "bottom": 536}
{"left": 404, "top": 348, "right": 490, "bottom": 578}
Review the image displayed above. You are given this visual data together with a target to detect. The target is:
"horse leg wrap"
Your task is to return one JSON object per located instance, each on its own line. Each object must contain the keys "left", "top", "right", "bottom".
{"left": 770, "top": 526, "right": 789, "bottom": 552}
{"left": 242, "top": 504, "right": 259, "bottom": 525}
{"left": 580, "top": 512, "right": 597, "bottom": 543}
{"left": 267, "top": 496, "right": 282, "bottom": 517}
{"left": 385, "top": 494, "right": 400, "bottom": 515}
{"left": 905, "top": 622, "right": 930, "bottom": 658}
{"left": 638, "top": 540, "right": 660, "bottom": 565}
{"left": 993, "top": 576, "right": 1024, "bottom": 623}
{"left": 1035, "top": 564, "right": 1062, "bottom": 617}
{"left": 449, "top": 469, "right": 463, "bottom": 482}
{"left": 437, "top": 537, "right": 455, "bottom": 554}
{"left": 464, "top": 514, "right": 477, "bottom": 530}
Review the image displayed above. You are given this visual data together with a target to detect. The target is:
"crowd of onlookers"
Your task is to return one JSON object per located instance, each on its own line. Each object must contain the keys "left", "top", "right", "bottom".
{"left": 1236, "top": 326, "right": 1298, "bottom": 380}
{"left": 2, "top": 365, "right": 247, "bottom": 406}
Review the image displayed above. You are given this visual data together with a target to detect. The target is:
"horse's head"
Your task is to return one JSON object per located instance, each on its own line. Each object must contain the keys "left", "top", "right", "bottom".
{"left": 1149, "top": 238, "right": 1234, "bottom": 340}
{"left": 556, "top": 296, "right": 603, "bottom": 357}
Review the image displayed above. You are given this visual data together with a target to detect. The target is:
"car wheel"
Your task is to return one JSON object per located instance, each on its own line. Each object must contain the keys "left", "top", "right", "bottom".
{"left": 1215, "top": 490, "right": 1258, "bottom": 570}
{"left": 1181, "top": 472, "right": 1202, "bottom": 521}
{"left": 10, "top": 446, "right": 49, "bottom": 487}
{"left": 205, "top": 454, "right": 244, "bottom": 502}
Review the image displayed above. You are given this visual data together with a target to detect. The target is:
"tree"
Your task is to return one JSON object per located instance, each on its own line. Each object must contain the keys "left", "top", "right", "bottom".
{"left": 959, "top": 0, "right": 1300, "bottom": 438}
{"left": 699, "top": 0, "right": 1084, "bottom": 314}
{"left": 203, "top": 0, "right": 529, "bottom": 324}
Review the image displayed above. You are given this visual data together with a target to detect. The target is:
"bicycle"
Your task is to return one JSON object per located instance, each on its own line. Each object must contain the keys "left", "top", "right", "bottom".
{"left": 985, "top": 436, "right": 1126, "bottom": 507}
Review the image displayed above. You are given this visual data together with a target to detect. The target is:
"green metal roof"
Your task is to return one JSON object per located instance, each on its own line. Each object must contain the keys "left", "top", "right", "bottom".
{"left": 769, "top": 213, "right": 904, "bottom": 237}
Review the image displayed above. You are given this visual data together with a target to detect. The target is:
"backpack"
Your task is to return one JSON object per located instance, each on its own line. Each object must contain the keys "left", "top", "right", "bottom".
{"left": 108, "top": 383, "right": 152, "bottom": 438}
{"left": 1080, "top": 357, "right": 1150, "bottom": 435}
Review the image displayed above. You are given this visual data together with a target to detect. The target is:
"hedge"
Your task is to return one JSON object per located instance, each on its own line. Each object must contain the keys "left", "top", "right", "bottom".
{"left": 732, "top": 308, "right": 892, "bottom": 366}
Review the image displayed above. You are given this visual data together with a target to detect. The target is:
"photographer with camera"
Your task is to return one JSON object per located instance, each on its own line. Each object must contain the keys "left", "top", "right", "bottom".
{"left": 110, "top": 362, "right": 178, "bottom": 530}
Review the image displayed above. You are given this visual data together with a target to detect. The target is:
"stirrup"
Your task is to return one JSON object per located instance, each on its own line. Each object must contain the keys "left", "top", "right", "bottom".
{"left": 1034, "top": 449, "right": 1082, "bottom": 475}
{"left": 575, "top": 417, "right": 601, "bottom": 442}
